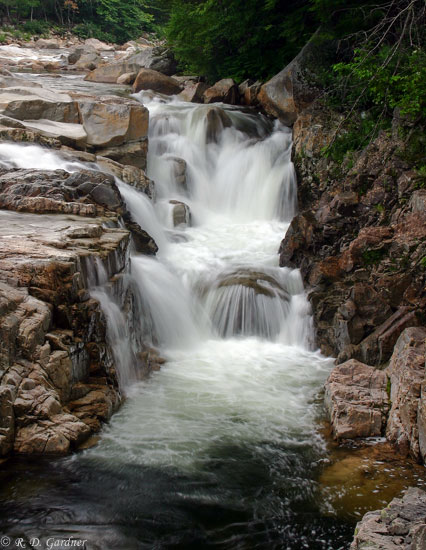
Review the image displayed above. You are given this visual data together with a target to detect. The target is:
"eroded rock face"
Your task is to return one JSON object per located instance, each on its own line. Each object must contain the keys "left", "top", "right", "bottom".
{"left": 386, "top": 327, "right": 426, "bottom": 462}
{"left": 282, "top": 117, "right": 426, "bottom": 365}
{"left": 0, "top": 84, "right": 149, "bottom": 171}
{"left": 0, "top": 211, "right": 128, "bottom": 455}
{"left": 325, "top": 359, "right": 389, "bottom": 440}
{"left": 96, "top": 156, "right": 155, "bottom": 198}
{"left": 351, "top": 487, "right": 426, "bottom": 550}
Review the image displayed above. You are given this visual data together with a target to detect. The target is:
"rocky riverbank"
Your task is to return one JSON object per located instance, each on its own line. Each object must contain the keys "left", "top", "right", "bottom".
{"left": 0, "top": 47, "right": 165, "bottom": 456}
{"left": 351, "top": 487, "right": 426, "bottom": 549}
{"left": 280, "top": 101, "right": 426, "bottom": 464}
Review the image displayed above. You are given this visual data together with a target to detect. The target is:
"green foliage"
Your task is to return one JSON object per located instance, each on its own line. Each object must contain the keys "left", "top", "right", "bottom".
{"left": 95, "top": 0, "right": 154, "bottom": 43}
{"left": 165, "top": 0, "right": 314, "bottom": 82}
{"left": 21, "top": 19, "right": 50, "bottom": 35}
{"left": 323, "top": 113, "right": 389, "bottom": 163}
{"left": 73, "top": 21, "right": 115, "bottom": 43}
{"left": 0, "top": 0, "right": 157, "bottom": 43}
{"left": 0, "top": 32, "right": 7, "bottom": 43}
{"left": 333, "top": 47, "right": 426, "bottom": 119}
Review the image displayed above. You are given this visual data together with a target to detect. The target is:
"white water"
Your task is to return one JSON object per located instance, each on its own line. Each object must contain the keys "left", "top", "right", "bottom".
{"left": 84, "top": 97, "right": 332, "bottom": 471}
{"left": 0, "top": 98, "right": 332, "bottom": 476}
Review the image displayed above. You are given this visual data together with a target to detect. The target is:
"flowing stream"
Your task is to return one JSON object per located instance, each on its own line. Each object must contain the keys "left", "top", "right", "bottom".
{"left": 0, "top": 88, "right": 356, "bottom": 548}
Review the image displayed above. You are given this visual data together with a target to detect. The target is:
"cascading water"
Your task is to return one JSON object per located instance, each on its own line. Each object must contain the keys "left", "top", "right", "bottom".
{"left": 0, "top": 95, "right": 354, "bottom": 548}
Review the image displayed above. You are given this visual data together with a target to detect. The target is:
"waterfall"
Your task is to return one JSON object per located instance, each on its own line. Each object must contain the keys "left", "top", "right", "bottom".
{"left": 0, "top": 86, "right": 344, "bottom": 549}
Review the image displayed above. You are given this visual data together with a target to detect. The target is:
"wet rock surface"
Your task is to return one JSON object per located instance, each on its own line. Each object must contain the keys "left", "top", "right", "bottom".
{"left": 0, "top": 44, "right": 160, "bottom": 455}
{"left": 351, "top": 487, "right": 426, "bottom": 550}
{"left": 0, "top": 210, "right": 127, "bottom": 455}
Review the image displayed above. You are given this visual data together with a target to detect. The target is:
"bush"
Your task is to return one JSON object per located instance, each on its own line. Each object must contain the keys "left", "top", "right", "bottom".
{"left": 21, "top": 19, "right": 49, "bottom": 35}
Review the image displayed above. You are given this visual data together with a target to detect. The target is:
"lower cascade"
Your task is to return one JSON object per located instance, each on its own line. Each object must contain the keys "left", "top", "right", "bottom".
{"left": 0, "top": 96, "right": 356, "bottom": 548}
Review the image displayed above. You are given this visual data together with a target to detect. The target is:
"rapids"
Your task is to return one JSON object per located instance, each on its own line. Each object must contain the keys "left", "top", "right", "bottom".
{"left": 0, "top": 91, "right": 355, "bottom": 548}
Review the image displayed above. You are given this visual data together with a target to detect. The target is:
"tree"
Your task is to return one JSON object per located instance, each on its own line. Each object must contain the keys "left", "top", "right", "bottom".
{"left": 165, "top": 0, "right": 314, "bottom": 82}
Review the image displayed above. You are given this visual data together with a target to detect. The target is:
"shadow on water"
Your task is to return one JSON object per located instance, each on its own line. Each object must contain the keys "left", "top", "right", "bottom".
{"left": 0, "top": 441, "right": 354, "bottom": 550}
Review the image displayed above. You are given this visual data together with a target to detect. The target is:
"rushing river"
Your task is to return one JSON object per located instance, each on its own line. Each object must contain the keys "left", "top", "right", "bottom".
{"left": 0, "top": 80, "right": 356, "bottom": 548}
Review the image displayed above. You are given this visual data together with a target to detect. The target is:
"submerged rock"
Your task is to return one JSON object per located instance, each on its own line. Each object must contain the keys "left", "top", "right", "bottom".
{"left": 169, "top": 199, "right": 191, "bottom": 227}
{"left": 205, "top": 106, "right": 232, "bottom": 143}
{"left": 165, "top": 156, "right": 187, "bottom": 189}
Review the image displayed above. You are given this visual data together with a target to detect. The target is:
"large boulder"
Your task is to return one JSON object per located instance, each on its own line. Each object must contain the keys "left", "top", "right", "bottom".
{"left": 204, "top": 78, "right": 240, "bottom": 105}
{"left": 351, "top": 487, "right": 426, "bottom": 550}
{"left": 178, "top": 82, "right": 209, "bottom": 103}
{"left": 386, "top": 327, "right": 426, "bottom": 462}
{"left": 324, "top": 359, "right": 389, "bottom": 439}
{"left": 258, "top": 38, "right": 319, "bottom": 125}
{"left": 132, "top": 68, "right": 181, "bottom": 95}
{"left": 74, "top": 52, "right": 101, "bottom": 71}
{"left": 34, "top": 38, "right": 62, "bottom": 49}
{"left": 77, "top": 95, "right": 149, "bottom": 148}
{"left": 68, "top": 45, "right": 97, "bottom": 65}
{"left": 84, "top": 38, "right": 115, "bottom": 52}
{"left": 85, "top": 46, "right": 177, "bottom": 83}
{"left": 117, "top": 72, "right": 137, "bottom": 85}
{"left": 0, "top": 87, "right": 79, "bottom": 123}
